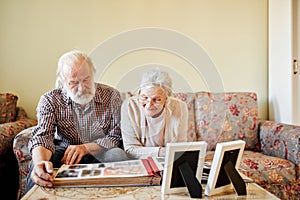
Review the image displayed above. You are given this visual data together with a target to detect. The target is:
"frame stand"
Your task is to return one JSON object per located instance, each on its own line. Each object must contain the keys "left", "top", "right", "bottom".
{"left": 178, "top": 161, "right": 202, "bottom": 198}
{"left": 224, "top": 161, "right": 247, "bottom": 195}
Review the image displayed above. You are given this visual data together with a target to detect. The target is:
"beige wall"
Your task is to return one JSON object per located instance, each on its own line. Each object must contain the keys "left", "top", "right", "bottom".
{"left": 0, "top": 0, "right": 268, "bottom": 119}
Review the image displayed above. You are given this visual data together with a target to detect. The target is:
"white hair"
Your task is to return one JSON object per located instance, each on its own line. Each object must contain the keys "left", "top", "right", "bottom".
{"left": 139, "top": 67, "right": 173, "bottom": 97}
{"left": 55, "top": 50, "right": 96, "bottom": 89}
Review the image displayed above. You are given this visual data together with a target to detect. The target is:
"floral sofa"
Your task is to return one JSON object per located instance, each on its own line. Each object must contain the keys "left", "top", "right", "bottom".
{"left": 0, "top": 93, "right": 37, "bottom": 200}
{"left": 13, "top": 91, "right": 299, "bottom": 200}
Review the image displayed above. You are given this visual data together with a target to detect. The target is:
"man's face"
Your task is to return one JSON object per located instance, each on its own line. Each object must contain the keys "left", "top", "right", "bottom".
{"left": 63, "top": 59, "right": 95, "bottom": 105}
{"left": 139, "top": 85, "right": 167, "bottom": 117}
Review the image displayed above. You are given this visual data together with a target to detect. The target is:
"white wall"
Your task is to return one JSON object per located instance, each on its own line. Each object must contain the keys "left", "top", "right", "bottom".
{"left": 0, "top": 0, "right": 268, "bottom": 119}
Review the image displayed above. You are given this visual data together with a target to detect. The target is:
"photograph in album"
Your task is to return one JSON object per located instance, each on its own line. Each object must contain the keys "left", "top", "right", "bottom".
{"left": 53, "top": 157, "right": 163, "bottom": 187}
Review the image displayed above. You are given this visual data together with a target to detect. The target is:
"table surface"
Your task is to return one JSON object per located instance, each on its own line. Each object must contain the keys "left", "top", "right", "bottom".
{"left": 22, "top": 181, "right": 280, "bottom": 200}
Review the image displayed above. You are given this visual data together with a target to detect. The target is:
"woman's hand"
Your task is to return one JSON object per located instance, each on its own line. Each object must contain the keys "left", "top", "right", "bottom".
{"left": 158, "top": 147, "right": 166, "bottom": 157}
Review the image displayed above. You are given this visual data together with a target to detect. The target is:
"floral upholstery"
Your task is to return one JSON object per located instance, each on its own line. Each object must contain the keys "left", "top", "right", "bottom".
{"left": 240, "top": 150, "right": 299, "bottom": 200}
{"left": 262, "top": 179, "right": 300, "bottom": 200}
{"left": 259, "top": 120, "right": 300, "bottom": 178}
{"left": 13, "top": 126, "right": 35, "bottom": 198}
{"left": 205, "top": 150, "right": 299, "bottom": 200}
{"left": 257, "top": 120, "right": 300, "bottom": 200}
{"left": 194, "top": 92, "right": 259, "bottom": 151}
{"left": 0, "top": 93, "right": 18, "bottom": 123}
{"left": 0, "top": 93, "right": 37, "bottom": 200}
{"left": 240, "top": 151, "right": 296, "bottom": 185}
{"left": 13, "top": 91, "right": 300, "bottom": 200}
{"left": 0, "top": 107, "right": 37, "bottom": 156}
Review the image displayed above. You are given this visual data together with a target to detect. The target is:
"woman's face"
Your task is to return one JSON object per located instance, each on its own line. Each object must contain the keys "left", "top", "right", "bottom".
{"left": 139, "top": 85, "right": 167, "bottom": 117}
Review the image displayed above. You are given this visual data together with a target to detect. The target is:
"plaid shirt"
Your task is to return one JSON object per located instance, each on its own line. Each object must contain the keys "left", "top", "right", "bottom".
{"left": 28, "top": 83, "right": 122, "bottom": 154}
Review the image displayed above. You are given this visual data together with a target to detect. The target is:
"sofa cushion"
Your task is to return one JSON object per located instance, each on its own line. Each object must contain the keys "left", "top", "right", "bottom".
{"left": 204, "top": 150, "right": 297, "bottom": 200}
{"left": 194, "top": 92, "right": 259, "bottom": 151}
{"left": 205, "top": 150, "right": 296, "bottom": 186}
{"left": 0, "top": 93, "right": 18, "bottom": 123}
{"left": 240, "top": 151, "right": 296, "bottom": 185}
{"left": 262, "top": 179, "right": 300, "bottom": 200}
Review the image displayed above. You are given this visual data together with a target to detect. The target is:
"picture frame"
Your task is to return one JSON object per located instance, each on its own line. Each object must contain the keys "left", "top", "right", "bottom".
{"left": 204, "top": 140, "right": 246, "bottom": 196}
{"left": 161, "top": 141, "right": 207, "bottom": 198}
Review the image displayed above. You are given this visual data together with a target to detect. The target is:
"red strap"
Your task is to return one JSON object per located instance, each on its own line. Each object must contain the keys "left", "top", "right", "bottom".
{"left": 147, "top": 157, "right": 160, "bottom": 173}
{"left": 142, "top": 159, "right": 154, "bottom": 175}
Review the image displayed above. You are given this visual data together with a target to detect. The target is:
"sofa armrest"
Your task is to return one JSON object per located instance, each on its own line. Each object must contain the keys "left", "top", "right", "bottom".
{"left": 259, "top": 120, "right": 300, "bottom": 167}
{"left": 0, "top": 116, "right": 37, "bottom": 155}
{"left": 13, "top": 126, "right": 36, "bottom": 198}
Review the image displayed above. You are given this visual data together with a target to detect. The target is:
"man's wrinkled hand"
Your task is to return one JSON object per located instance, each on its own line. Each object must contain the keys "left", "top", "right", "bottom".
{"left": 31, "top": 161, "right": 54, "bottom": 187}
{"left": 61, "top": 144, "right": 88, "bottom": 165}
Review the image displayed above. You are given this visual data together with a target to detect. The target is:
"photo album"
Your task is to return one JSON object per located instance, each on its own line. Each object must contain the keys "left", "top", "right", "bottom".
{"left": 53, "top": 156, "right": 163, "bottom": 187}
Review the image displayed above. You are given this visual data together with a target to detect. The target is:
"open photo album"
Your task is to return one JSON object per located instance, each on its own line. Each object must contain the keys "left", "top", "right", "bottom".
{"left": 53, "top": 156, "right": 163, "bottom": 187}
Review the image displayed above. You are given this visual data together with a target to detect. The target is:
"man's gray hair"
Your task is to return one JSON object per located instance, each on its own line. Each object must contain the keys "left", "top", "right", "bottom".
{"left": 55, "top": 50, "right": 96, "bottom": 88}
{"left": 139, "top": 67, "right": 173, "bottom": 97}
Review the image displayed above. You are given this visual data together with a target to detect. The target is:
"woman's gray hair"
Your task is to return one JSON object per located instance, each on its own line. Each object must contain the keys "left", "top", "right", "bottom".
{"left": 55, "top": 50, "right": 96, "bottom": 88}
{"left": 139, "top": 67, "right": 173, "bottom": 97}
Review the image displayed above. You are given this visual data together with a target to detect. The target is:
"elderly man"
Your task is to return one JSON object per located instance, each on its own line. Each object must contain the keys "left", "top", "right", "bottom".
{"left": 25, "top": 50, "right": 128, "bottom": 193}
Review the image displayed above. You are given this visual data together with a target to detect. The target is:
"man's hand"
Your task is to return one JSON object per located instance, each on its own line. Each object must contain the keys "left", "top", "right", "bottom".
{"left": 30, "top": 161, "right": 54, "bottom": 187}
{"left": 61, "top": 144, "right": 89, "bottom": 165}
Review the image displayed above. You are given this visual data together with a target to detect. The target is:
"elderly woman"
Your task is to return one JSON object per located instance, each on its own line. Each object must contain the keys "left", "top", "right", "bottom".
{"left": 121, "top": 68, "right": 188, "bottom": 159}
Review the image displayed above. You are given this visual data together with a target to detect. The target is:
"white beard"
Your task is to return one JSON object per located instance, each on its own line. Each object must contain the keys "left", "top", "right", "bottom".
{"left": 64, "top": 83, "right": 96, "bottom": 105}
